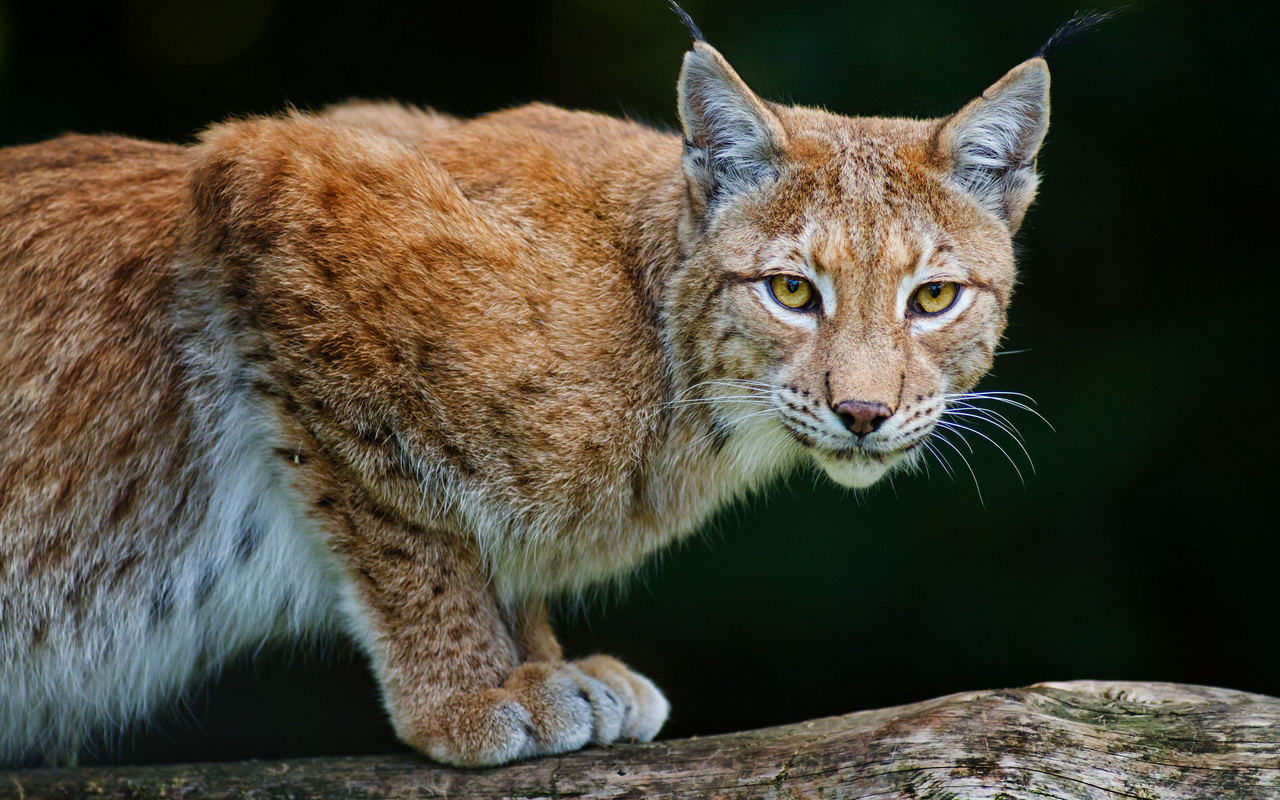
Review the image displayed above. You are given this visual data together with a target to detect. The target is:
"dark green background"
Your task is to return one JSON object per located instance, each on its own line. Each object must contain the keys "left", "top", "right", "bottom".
{"left": 2, "top": 0, "right": 1275, "bottom": 764}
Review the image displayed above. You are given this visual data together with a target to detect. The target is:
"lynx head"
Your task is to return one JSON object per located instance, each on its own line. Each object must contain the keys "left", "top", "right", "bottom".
{"left": 666, "top": 25, "right": 1054, "bottom": 488}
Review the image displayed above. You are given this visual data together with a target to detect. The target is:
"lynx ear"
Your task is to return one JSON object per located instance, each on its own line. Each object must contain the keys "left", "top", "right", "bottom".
{"left": 678, "top": 41, "right": 787, "bottom": 215}
{"left": 938, "top": 59, "right": 1050, "bottom": 231}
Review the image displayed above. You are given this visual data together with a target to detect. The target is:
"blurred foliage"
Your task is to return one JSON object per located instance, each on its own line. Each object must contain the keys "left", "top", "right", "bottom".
{"left": 2, "top": 0, "right": 1276, "bottom": 765}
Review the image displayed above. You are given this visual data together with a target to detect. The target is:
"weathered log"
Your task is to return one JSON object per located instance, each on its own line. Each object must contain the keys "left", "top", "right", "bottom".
{"left": 4, "top": 680, "right": 1278, "bottom": 799}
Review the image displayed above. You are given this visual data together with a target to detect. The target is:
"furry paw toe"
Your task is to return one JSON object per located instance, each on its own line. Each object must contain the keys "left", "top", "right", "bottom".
{"left": 574, "top": 654, "right": 670, "bottom": 742}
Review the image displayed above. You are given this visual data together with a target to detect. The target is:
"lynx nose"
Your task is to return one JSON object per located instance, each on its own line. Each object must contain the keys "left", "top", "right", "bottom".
{"left": 834, "top": 399, "right": 893, "bottom": 436}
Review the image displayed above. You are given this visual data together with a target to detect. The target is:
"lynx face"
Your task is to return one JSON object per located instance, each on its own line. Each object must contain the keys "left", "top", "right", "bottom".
{"left": 670, "top": 42, "right": 1046, "bottom": 488}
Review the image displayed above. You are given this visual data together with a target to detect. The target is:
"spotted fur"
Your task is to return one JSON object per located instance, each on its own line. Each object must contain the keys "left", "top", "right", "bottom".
{"left": 1, "top": 31, "right": 1053, "bottom": 766}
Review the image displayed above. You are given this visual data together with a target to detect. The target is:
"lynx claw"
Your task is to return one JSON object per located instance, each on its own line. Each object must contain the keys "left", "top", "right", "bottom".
{"left": 570, "top": 670, "right": 626, "bottom": 745}
{"left": 574, "top": 655, "right": 670, "bottom": 743}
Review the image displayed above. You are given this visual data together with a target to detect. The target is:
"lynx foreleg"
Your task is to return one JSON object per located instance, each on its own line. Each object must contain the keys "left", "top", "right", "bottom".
{"left": 334, "top": 504, "right": 662, "bottom": 766}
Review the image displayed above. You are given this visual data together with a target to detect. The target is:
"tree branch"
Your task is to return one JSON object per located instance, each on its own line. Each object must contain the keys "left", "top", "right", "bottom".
{"left": 5, "top": 680, "right": 1278, "bottom": 798}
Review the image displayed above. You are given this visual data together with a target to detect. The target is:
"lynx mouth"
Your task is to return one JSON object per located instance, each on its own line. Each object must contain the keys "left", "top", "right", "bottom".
{"left": 773, "top": 413, "right": 917, "bottom": 488}
{"left": 815, "top": 446, "right": 906, "bottom": 488}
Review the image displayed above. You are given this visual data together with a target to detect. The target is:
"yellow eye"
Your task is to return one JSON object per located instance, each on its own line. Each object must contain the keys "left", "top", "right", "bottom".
{"left": 913, "top": 281, "right": 959, "bottom": 315}
{"left": 769, "top": 275, "right": 815, "bottom": 310}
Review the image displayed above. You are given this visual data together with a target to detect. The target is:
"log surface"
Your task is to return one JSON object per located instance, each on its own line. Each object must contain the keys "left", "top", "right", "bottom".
{"left": 4, "top": 680, "right": 1279, "bottom": 799}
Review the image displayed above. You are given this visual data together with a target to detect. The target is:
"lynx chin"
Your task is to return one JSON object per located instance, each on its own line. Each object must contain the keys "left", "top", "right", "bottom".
{"left": 0, "top": 7, "right": 1098, "bottom": 768}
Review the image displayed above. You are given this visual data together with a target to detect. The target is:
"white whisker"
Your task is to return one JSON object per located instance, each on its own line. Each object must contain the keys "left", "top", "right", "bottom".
{"left": 945, "top": 403, "right": 1026, "bottom": 441}
{"left": 945, "top": 407, "right": 1026, "bottom": 445}
{"left": 663, "top": 395, "right": 773, "bottom": 407}
{"left": 936, "top": 419, "right": 1025, "bottom": 484}
{"left": 942, "top": 391, "right": 1055, "bottom": 432}
{"left": 685, "top": 407, "right": 779, "bottom": 451}
{"left": 922, "top": 440, "right": 956, "bottom": 480}
{"left": 944, "top": 391, "right": 1053, "bottom": 429}
{"left": 930, "top": 430, "right": 984, "bottom": 507}
{"left": 942, "top": 409, "right": 1035, "bottom": 472}
{"left": 671, "top": 378, "right": 775, "bottom": 400}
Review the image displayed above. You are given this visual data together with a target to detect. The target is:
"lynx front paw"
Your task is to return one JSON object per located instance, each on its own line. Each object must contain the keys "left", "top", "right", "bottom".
{"left": 574, "top": 655, "right": 669, "bottom": 743}
{"left": 416, "top": 660, "right": 663, "bottom": 767}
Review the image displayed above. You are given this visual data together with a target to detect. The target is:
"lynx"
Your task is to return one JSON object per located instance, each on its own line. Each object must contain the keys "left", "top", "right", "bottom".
{"left": 0, "top": 9, "right": 1097, "bottom": 767}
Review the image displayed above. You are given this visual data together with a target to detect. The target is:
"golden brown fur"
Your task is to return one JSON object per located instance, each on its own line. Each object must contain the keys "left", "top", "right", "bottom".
{"left": 1, "top": 33, "right": 1053, "bottom": 766}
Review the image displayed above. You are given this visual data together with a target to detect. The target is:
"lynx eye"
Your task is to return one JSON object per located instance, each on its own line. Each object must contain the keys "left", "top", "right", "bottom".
{"left": 768, "top": 275, "right": 816, "bottom": 310}
{"left": 911, "top": 281, "right": 959, "bottom": 315}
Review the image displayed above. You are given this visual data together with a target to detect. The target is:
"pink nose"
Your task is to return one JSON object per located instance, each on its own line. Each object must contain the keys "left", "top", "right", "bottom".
{"left": 833, "top": 399, "right": 892, "bottom": 436}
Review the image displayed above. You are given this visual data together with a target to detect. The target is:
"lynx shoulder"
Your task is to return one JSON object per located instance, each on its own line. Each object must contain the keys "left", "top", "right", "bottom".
{"left": 0, "top": 11, "right": 1096, "bottom": 767}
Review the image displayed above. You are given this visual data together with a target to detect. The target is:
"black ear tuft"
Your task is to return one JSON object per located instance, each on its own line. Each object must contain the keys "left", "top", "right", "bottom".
{"left": 1035, "top": 9, "right": 1118, "bottom": 59}
{"left": 677, "top": 42, "right": 786, "bottom": 215}
{"left": 669, "top": 1, "right": 706, "bottom": 43}
{"left": 938, "top": 60, "right": 1049, "bottom": 231}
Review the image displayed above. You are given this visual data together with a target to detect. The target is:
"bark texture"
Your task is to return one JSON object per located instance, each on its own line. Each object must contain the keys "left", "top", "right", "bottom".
{"left": 3, "top": 680, "right": 1278, "bottom": 799}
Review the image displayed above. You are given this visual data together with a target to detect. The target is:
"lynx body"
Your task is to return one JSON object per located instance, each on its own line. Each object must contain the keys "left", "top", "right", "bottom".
{"left": 1, "top": 22, "right": 1059, "bottom": 766}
